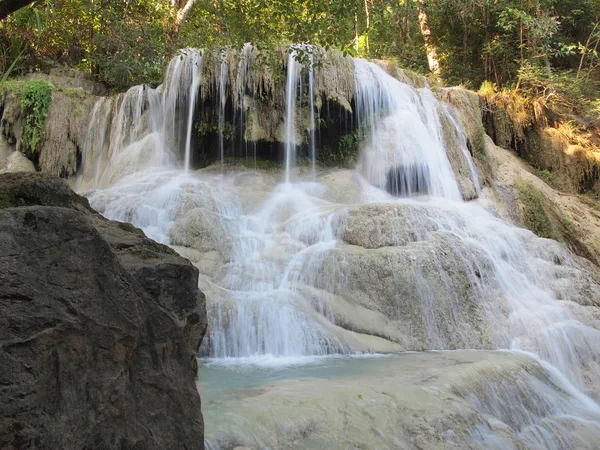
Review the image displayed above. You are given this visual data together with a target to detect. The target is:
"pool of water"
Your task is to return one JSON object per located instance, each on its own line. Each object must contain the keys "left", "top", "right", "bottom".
{"left": 198, "top": 351, "right": 600, "bottom": 450}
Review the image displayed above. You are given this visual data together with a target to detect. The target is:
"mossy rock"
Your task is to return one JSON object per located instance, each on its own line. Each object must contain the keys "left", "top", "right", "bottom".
{"left": 516, "top": 179, "right": 598, "bottom": 264}
{"left": 123, "top": 240, "right": 178, "bottom": 259}
{"left": 0, "top": 173, "right": 91, "bottom": 210}
{"left": 517, "top": 181, "right": 560, "bottom": 240}
{"left": 118, "top": 221, "right": 146, "bottom": 236}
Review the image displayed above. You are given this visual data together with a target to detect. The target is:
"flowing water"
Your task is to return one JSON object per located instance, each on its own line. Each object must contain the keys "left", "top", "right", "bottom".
{"left": 75, "top": 47, "right": 600, "bottom": 448}
{"left": 283, "top": 50, "right": 302, "bottom": 183}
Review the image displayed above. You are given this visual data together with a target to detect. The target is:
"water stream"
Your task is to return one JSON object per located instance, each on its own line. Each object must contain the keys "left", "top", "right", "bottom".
{"left": 75, "top": 47, "right": 600, "bottom": 448}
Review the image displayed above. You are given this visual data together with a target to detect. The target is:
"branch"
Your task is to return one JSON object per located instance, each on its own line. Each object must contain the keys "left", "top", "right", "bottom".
{"left": 0, "top": 0, "right": 36, "bottom": 20}
{"left": 577, "top": 19, "right": 600, "bottom": 78}
{"left": 174, "top": 0, "right": 198, "bottom": 33}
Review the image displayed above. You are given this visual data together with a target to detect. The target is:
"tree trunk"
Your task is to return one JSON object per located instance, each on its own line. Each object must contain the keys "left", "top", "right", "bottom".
{"left": 416, "top": 0, "right": 440, "bottom": 74}
{"left": 173, "top": 0, "right": 198, "bottom": 35}
{"left": 0, "top": 0, "right": 35, "bottom": 20}
{"left": 166, "top": 0, "right": 198, "bottom": 51}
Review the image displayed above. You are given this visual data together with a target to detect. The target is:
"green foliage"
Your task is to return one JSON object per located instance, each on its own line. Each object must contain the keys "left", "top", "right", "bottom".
{"left": 20, "top": 79, "right": 52, "bottom": 156}
{"left": 1, "top": 0, "right": 600, "bottom": 100}
{"left": 539, "top": 169, "right": 556, "bottom": 187}
{"left": 560, "top": 215, "right": 574, "bottom": 232}
{"left": 1, "top": 0, "right": 170, "bottom": 89}
{"left": 178, "top": 0, "right": 365, "bottom": 56}
{"left": 516, "top": 63, "right": 600, "bottom": 119}
{"left": 319, "top": 129, "right": 363, "bottom": 167}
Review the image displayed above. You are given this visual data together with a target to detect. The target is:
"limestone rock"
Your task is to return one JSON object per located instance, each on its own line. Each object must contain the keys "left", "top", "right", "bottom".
{"left": 0, "top": 92, "right": 23, "bottom": 151}
{"left": 0, "top": 151, "right": 35, "bottom": 174}
{"left": 327, "top": 200, "right": 600, "bottom": 362}
{"left": 169, "top": 207, "right": 233, "bottom": 259}
{"left": 0, "top": 173, "right": 206, "bottom": 450}
{"left": 28, "top": 69, "right": 107, "bottom": 96}
{"left": 38, "top": 91, "right": 99, "bottom": 177}
{"left": 320, "top": 233, "right": 502, "bottom": 350}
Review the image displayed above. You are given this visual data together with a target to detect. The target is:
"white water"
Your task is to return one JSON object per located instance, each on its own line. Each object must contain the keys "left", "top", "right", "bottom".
{"left": 283, "top": 51, "right": 302, "bottom": 183}
{"left": 216, "top": 54, "right": 228, "bottom": 163}
{"left": 354, "top": 59, "right": 463, "bottom": 200}
{"left": 308, "top": 55, "right": 317, "bottom": 178}
{"left": 76, "top": 47, "right": 600, "bottom": 447}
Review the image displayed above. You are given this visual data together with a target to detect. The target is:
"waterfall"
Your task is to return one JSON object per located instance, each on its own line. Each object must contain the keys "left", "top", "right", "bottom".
{"left": 183, "top": 52, "right": 202, "bottom": 172}
{"left": 217, "top": 56, "right": 228, "bottom": 164}
{"left": 234, "top": 44, "right": 253, "bottom": 160}
{"left": 308, "top": 55, "right": 317, "bottom": 178}
{"left": 163, "top": 48, "right": 203, "bottom": 162}
{"left": 354, "top": 59, "right": 465, "bottom": 200}
{"left": 284, "top": 51, "right": 302, "bottom": 183}
{"left": 75, "top": 47, "right": 600, "bottom": 443}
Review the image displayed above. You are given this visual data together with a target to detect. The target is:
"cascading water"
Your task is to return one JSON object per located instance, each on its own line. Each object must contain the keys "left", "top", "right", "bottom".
{"left": 216, "top": 56, "right": 228, "bottom": 163}
{"left": 308, "top": 55, "right": 317, "bottom": 178}
{"left": 284, "top": 51, "right": 302, "bottom": 183}
{"left": 354, "top": 59, "right": 463, "bottom": 200}
{"left": 75, "top": 46, "right": 600, "bottom": 448}
{"left": 183, "top": 51, "right": 202, "bottom": 172}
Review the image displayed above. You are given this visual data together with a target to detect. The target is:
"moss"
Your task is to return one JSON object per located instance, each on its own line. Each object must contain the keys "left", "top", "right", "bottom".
{"left": 0, "top": 80, "right": 26, "bottom": 101}
{"left": 313, "top": 48, "right": 355, "bottom": 112}
{"left": 118, "top": 221, "right": 146, "bottom": 236}
{"left": 517, "top": 181, "right": 560, "bottom": 240}
{"left": 61, "top": 86, "right": 91, "bottom": 98}
{"left": 326, "top": 94, "right": 352, "bottom": 113}
{"left": 0, "top": 187, "right": 44, "bottom": 209}
{"left": 0, "top": 193, "right": 15, "bottom": 209}
{"left": 577, "top": 194, "right": 600, "bottom": 211}
{"left": 124, "top": 239, "right": 177, "bottom": 259}
{"left": 516, "top": 179, "right": 598, "bottom": 263}
{"left": 220, "top": 156, "right": 283, "bottom": 171}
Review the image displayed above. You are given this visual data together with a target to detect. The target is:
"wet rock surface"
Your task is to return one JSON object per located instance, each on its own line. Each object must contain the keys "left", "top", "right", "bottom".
{"left": 200, "top": 351, "right": 600, "bottom": 450}
{"left": 0, "top": 173, "right": 206, "bottom": 450}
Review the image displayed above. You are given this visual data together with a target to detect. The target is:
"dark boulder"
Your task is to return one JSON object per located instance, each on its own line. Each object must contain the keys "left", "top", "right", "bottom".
{"left": 0, "top": 173, "right": 207, "bottom": 450}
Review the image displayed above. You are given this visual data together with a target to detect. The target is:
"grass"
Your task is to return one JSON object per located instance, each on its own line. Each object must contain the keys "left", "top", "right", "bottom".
{"left": 538, "top": 169, "right": 557, "bottom": 188}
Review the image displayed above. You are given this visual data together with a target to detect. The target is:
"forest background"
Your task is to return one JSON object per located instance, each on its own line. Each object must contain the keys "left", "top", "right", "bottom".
{"left": 1, "top": 0, "right": 599, "bottom": 121}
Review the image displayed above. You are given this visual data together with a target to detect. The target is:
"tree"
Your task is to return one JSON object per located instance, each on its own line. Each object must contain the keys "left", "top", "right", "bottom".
{"left": 416, "top": 0, "right": 440, "bottom": 73}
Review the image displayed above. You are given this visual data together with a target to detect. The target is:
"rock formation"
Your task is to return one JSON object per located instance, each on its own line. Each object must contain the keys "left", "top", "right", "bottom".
{"left": 0, "top": 173, "right": 206, "bottom": 450}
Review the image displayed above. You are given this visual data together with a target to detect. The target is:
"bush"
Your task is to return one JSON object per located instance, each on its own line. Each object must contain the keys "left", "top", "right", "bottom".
{"left": 20, "top": 79, "right": 52, "bottom": 156}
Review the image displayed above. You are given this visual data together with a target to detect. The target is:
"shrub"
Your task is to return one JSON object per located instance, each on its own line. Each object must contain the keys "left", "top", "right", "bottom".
{"left": 20, "top": 79, "right": 52, "bottom": 156}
